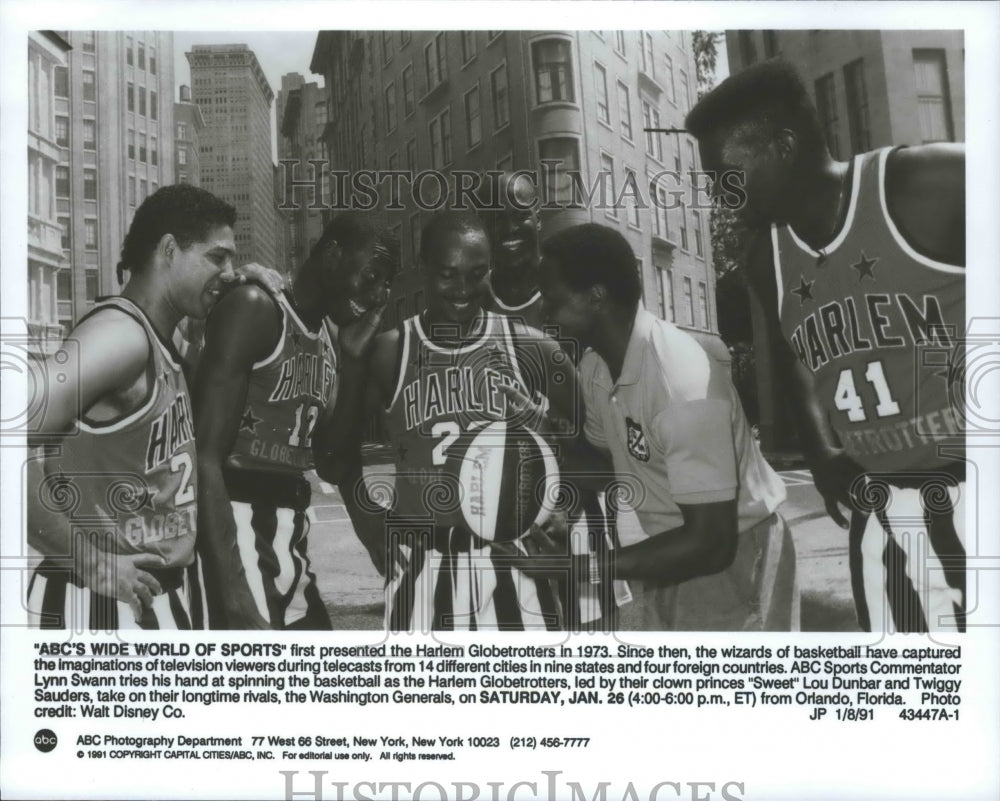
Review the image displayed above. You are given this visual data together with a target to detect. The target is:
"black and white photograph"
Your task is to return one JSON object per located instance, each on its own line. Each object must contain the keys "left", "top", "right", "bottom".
{"left": 2, "top": 2, "right": 998, "bottom": 800}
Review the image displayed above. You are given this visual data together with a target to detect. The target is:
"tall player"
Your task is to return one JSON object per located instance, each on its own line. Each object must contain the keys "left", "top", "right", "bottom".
{"left": 532, "top": 223, "right": 798, "bottom": 631}
{"left": 193, "top": 213, "right": 396, "bottom": 630}
{"left": 686, "top": 60, "right": 965, "bottom": 632}
{"left": 26, "top": 185, "right": 238, "bottom": 629}
{"left": 354, "top": 212, "right": 580, "bottom": 631}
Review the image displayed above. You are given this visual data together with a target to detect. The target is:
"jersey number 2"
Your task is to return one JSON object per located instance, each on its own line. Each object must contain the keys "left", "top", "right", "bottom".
{"left": 170, "top": 453, "right": 195, "bottom": 506}
{"left": 834, "top": 360, "right": 901, "bottom": 422}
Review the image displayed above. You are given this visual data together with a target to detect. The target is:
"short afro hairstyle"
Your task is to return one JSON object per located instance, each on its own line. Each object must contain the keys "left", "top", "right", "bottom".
{"left": 118, "top": 184, "right": 236, "bottom": 280}
{"left": 419, "top": 211, "right": 487, "bottom": 263}
{"left": 540, "top": 223, "right": 641, "bottom": 306}
{"left": 685, "top": 58, "right": 826, "bottom": 156}
{"left": 305, "top": 211, "right": 400, "bottom": 280}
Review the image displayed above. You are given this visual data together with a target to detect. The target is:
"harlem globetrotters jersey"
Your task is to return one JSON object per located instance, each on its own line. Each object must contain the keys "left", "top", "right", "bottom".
{"left": 43, "top": 297, "right": 197, "bottom": 568}
{"left": 772, "top": 147, "right": 965, "bottom": 473}
{"left": 386, "top": 311, "right": 533, "bottom": 528}
{"left": 228, "top": 291, "right": 336, "bottom": 475}
{"left": 488, "top": 286, "right": 546, "bottom": 330}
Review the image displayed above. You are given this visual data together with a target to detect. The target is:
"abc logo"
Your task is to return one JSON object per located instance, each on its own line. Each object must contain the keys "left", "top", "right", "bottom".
{"left": 34, "top": 729, "right": 58, "bottom": 753}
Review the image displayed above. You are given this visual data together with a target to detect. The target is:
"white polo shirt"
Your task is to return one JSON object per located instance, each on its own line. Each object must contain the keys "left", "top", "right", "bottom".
{"left": 580, "top": 308, "right": 785, "bottom": 542}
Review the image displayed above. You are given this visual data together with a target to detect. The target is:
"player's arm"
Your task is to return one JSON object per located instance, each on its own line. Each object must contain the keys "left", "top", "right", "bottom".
{"left": 745, "top": 231, "right": 862, "bottom": 527}
{"left": 193, "top": 285, "right": 279, "bottom": 629}
{"left": 328, "top": 329, "right": 400, "bottom": 575}
{"left": 886, "top": 143, "right": 964, "bottom": 266}
{"left": 313, "top": 306, "right": 386, "bottom": 485}
{"left": 26, "top": 312, "right": 167, "bottom": 620}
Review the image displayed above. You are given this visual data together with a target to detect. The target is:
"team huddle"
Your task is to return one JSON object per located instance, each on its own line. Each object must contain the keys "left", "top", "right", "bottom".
{"left": 26, "top": 61, "right": 966, "bottom": 633}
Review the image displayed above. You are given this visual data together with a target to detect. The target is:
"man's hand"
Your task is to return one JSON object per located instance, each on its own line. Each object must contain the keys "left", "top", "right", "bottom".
{"left": 77, "top": 548, "right": 165, "bottom": 624}
{"left": 808, "top": 449, "right": 866, "bottom": 528}
{"left": 339, "top": 305, "right": 387, "bottom": 360}
{"left": 233, "top": 262, "right": 286, "bottom": 295}
{"left": 490, "top": 510, "right": 574, "bottom": 578}
{"left": 498, "top": 383, "right": 548, "bottom": 431}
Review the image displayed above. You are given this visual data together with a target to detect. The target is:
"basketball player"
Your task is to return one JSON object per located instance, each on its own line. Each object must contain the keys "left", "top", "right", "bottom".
{"left": 26, "top": 185, "right": 237, "bottom": 629}
{"left": 532, "top": 223, "right": 798, "bottom": 631}
{"left": 359, "top": 211, "right": 580, "bottom": 631}
{"left": 480, "top": 171, "right": 627, "bottom": 630}
{"left": 686, "top": 59, "right": 965, "bottom": 632}
{"left": 193, "top": 213, "right": 396, "bottom": 630}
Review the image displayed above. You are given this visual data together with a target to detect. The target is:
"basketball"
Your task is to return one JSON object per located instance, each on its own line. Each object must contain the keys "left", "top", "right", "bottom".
{"left": 452, "top": 421, "right": 559, "bottom": 543}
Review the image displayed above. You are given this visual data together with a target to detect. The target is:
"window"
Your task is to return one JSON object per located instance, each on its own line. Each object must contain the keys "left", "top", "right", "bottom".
{"left": 406, "top": 138, "right": 417, "bottom": 171}
{"left": 491, "top": 64, "right": 510, "bottom": 128}
{"left": 601, "top": 152, "right": 617, "bottom": 217}
{"left": 151, "top": 135, "right": 158, "bottom": 166}
{"left": 615, "top": 30, "right": 627, "bottom": 56}
{"left": 617, "top": 82, "right": 633, "bottom": 140}
{"left": 639, "top": 32, "right": 654, "bottom": 76}
{"left": 664, "top": 54, "right": 676, "bottom": 103}
{"left": 659, "top": 269, "right": 674, "bottom": 322}
{"left": 140, "top": 178, "right": 147, "bottom": 202}
{"left": 82, "top": 31, "right": 95, "bottom": 53}
{"left": 85, "top": 270, "right": 99, "bottom": 303}
{"left": 738, "top": 31, "right": 757, "bottom": 65}
{"left": 84, "top": 219, "right": 98, "bottom": 250}
{"left": 626, "top": 169, "right": 641, "bottom": 227}
{"left": 127, "top": 82, "right": 135, "bottom": 111}
{"left": 683, "top": 276, "right": 694, "bottom": 326}
{"left": 538, "top": 137, "right": 580, "bottom": 206}
{"left": 595, "top": 64, "right": 610, "bottom": 125}
{"left": 177, "top": 122, "right": 187, "bottom": 139}
{"left": 54, "top": 66, "right": 68, "bottom": 97}
{"left": 82, "top": 70, "right": 95, "bottom": 102}
{"left": 139, "top": 88, "right": 146, "bottom": 116}
{"left": 139, "top": 132, "right": 147, "bottom": 163}
{"left": 429, "top": 108, "right": 452, "bottom": 168}
{"left": 128, "top": 176, "right": 136, "bottom": 205}
{"left": 128, "top": 129, "right": 135, "bottom": 160}
{"left": 533, "top": 39, "right": 574, "bottom": 103}
{"left": 462, "top": 31, "right": 477, "bottom": 63}
{"left": 651, "top": 183, "right": 670, "bottom": 240}
{"left": 178, "top": 172, "right": 187, "bottom": 184}
{"left": 57, "top": 270, "right": 72, "bottom": 304}
{"left": 642, "top": 101, "right": 662, "bottom": 160}
{"left": 425, "top": 32, "right": 447, "bottom": 89}
{"left": 138, "top": 42, "right": 145, "bottom": 70}
{"left": 59, "top": 216, "right": 70, "bottom": 249}
{"left": 687, "top": 139, "right": 697, "bottom": 176}
{"left": 149, "top": 46, "right": 156, "bottom": 75}
{"left": 842, "top": 59, "right": 871, "bottom": 155}
{"left": 693, "top": 209, "right": 704, "bottom": 257}
{"left": 402, "top": 64, "right": 414, "bottom": 116}
{"left": 83, "top": 119, "right": 96, "bottom": 150}
{"left": 814, "top": 73, "right": 840, "bottom": 158}
{"left": 465, "top": 86, "right": 482, "bottom": 148}
{"left": 384, "top": 82, "right": 397, "bottom": 131}
{"left": 912, "top": 49, "right": 954, "bottom": 143}
{"left": 698, "top": 282, "right": 709, "bottom": 329}
{"left": 126, "top": 36, "right": 134, "bottom": 66}
{"left": 679, "top": 70, "right": 690, "bottom": 114}
{"left": 55, "top": 115, "right": 69, "bottom": 147}
{"left": 679, "top": 200, "right": 689, "bottom": 251}
{"left": 763, "top": 30, "right": 778, "bottom": 58}
{"left": 178, "top": 148, "right": 187, "bottom": 166}
{"left": 150, "top": 91, "right": 157, "bottom": 120}
{"left": 83, "top": 168, "right": 97, "bottom": 200}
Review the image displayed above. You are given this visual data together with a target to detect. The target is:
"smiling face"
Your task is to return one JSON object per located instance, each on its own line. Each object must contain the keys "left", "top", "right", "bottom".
{"left": 487, "top": 175, "right": 541, "bottom": 276}
{"left": 170, "top": 224, "right": 236, "bottom": 319}
{"left": 323, "top": 243, "right": 394, "bottom": 327}
{"left": 423, "top": 228, "right": 491, "bottom": 329}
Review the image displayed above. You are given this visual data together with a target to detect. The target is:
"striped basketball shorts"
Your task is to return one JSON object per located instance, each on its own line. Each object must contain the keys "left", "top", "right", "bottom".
{"left": 616, "top": 512, "right": 801, "bottom": 631}
{"left": 226, "top": 501, "right": 330, "bottom": 630}
{"left": 27, "top": 559, "right": 206, "bottom": 630}
{"left": 385, "top": 526, "right": 562, "bottom": 632}
{"left": 849, "top": 479, "right": 965, "bottom": 633}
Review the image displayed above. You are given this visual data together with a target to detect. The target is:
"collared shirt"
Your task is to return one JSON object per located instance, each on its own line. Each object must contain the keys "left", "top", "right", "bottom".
{"left": 580, "top": 308, "right": 785, "bottom": 541}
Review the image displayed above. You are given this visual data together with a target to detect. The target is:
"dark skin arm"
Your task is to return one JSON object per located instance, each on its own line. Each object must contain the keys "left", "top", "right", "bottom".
{"left": 745, "top": 230, "right": 863, "bottom": 527}
{"left": 886, "top": 143, "right": 964, "bottom": 266}
{"left": 193, "top": 285, "right": 280, "bottom": 629}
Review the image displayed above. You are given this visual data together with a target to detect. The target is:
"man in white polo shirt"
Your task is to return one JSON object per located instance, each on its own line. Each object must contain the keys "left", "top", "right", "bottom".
{"left": 533, "top": 223, "right": 799, "bottom": 630}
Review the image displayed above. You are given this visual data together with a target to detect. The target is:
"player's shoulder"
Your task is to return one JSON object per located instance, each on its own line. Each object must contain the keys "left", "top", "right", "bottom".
{"left": 646, "top": 318, "right": 716, "bottom": 403}
{"left": 885, "top": 143, "right": 964, "bottom": 201}
{"left": 71, "top": 304, "right": 150, "bottom": 361}
{"left": 214, "top": 282, "right": 281, "bottom": 319}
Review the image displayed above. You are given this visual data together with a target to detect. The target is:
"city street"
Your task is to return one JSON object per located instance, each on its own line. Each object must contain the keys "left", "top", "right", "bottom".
{"left": 306, "top": 463, "right": 862, "bottom": 632}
